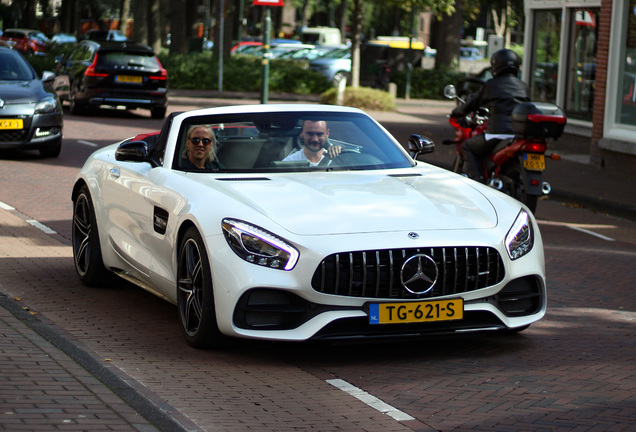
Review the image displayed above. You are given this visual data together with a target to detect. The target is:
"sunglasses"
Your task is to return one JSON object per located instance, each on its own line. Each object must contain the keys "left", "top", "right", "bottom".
{"left": 189, "top": 137, "right": 212, "bottom": 145}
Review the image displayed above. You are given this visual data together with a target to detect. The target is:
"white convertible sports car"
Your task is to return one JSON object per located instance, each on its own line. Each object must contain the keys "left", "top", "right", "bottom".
{"left": 72, "top": 104, "right": 546, "bottom": 348}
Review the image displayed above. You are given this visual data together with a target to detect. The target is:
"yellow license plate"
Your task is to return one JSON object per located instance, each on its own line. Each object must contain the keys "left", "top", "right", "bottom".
{"left": 116, "top": 75, "right": 143, "bottom": 83}
{"left": 0, "top": 119, "right": 23, "bottom": 130}
{"left": 369, "top": 299, "right": 463, "bottom": 324}
{"left": 523, "top": 153, "right": 545, "bottom": 171}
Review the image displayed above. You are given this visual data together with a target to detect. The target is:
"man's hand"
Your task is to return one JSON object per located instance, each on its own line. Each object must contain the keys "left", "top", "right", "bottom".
{"left": 326, "top": 145, "right": 342, "bottom": 158}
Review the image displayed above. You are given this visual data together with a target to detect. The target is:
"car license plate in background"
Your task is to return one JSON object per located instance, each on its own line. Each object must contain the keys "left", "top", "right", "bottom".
{"left": 369, "top": 299, "right": 463, "bottom": 324}
{"left": 116, "top": 75, "right": 143, "bottom": 83}
{"left": 523, "top": 153, "right": 545, "bottom": 171}
{"left": 0, "top": 119, "right": 23, "bottom": 130}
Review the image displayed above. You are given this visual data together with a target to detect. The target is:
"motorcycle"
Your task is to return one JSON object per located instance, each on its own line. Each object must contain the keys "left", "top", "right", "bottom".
{"left": 442, "top": 84, "right": 566, "bottom": 213}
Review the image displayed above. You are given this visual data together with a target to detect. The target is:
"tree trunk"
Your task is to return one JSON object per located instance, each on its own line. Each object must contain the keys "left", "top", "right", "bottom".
{"left": 119, "top": 0, "right": 132, "bottom": 37}
{"left": 435, "top": 0, "right": 463, "bottom": 70}
{"left": 133, "top": 0, "right": 149, "bottom": 44}
{"left": 170, "top": 0, "right": 188, "bottom": 54}
{"left": 148, "top": 0, "right": 162, "bottom": 52}
{"left": 350, "top": 0, "right": 363, "bottom": 88}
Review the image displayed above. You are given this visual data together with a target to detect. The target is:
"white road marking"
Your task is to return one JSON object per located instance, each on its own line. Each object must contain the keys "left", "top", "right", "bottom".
{"left": 77, "top": 140, "right": 98, "bottom": 147}
{"left": 538, "top": 220, "right": 616, "bottom": 241}
{"left": 0, "top": 201, "right": 15, "bottom": 211}
{"left": 26, "top": 220, "right": 57, "bottom": 235}
{"left": 327, "top": 378, "right": 415, "bottom": 422}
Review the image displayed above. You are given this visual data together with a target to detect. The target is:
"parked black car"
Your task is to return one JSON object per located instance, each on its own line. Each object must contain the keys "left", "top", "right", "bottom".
{"left": 0, "top": 47, "right": 63, "bottom": 158}
{"left": 53, "top": 40, "right": 168, "bottom": 119}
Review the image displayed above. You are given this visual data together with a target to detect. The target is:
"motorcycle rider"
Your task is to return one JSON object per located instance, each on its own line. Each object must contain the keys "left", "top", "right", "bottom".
{"left": 452, "top": 49, "right": 530, "bottom": 183}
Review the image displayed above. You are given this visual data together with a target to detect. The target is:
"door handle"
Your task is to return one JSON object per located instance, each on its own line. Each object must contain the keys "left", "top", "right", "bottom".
{"left": 109, "top": 167, "right": 120, "bottom": 179}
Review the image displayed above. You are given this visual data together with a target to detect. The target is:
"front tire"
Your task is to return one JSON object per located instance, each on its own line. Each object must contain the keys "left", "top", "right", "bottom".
{"left": 452, "top": 153, "right": 463, "bottom": 174}
{"left": 177, "top": 227, "right": 224, "bottom": 349}
{"left": 39, "top": 138, "right": 62, "bottom": 158}
{"left": 72, "top": 185, "right": 112, "bottom": 286}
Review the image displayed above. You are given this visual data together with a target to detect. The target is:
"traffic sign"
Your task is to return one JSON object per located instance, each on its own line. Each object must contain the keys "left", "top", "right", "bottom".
{"left": 253, "top": 0, "right": 284, "bottom": 6}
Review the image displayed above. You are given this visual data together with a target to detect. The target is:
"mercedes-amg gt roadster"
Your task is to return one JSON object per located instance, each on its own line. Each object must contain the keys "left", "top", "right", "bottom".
{"left": 72, "top": 104, "right": 546, "bottom": 348}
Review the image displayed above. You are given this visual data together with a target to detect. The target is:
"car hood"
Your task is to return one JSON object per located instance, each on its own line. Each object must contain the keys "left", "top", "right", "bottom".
{"left": 0, "top": 79, "right": 46, "bottom": 103}
{"left": 208, "top": 169, "right": 499, "bottom": 235}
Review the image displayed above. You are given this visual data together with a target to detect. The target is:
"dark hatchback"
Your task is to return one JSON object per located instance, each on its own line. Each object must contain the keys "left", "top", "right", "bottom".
{"left": 53, "top": 40, "right": 168, "bottom": 119}
{"left": 0, "top": 47, "right": 63, "bottom": 158}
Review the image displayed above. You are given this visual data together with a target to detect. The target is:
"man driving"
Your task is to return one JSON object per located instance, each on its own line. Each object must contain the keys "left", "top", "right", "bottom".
{"left": 283, "top": 120, "right": 341, "bottom": 166}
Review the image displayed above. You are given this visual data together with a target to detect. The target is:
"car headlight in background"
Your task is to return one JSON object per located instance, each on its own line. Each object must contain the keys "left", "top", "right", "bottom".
{"left": 505, "top": 210, "right": 534, "bottom": 260}
{"left": 35, "top": 97, "right": 59, "bottom": 114}
{"left": 222, "top": 219, "right": 299, "bottom": 270}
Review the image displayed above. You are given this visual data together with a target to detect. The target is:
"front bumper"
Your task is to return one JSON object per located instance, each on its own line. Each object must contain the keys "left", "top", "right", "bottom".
{"left": 0, "top": 110, "right": 63, "bottom": 150}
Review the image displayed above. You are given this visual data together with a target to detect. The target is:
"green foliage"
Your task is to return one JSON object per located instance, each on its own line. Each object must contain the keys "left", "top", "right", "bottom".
{"left": 320, "top": 87, "right": 396, "bottom": 111}
{"left": 391, "top": 68, "right": 467, "bottom": 100}
{"left": 158, "top": 52, "right": 331, "bottom": 94}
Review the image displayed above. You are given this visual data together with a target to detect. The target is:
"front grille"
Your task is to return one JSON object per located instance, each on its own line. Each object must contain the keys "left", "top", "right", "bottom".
{"left": 0, "top": 129, "right": 28, "bottom": 142}
{"left": 311, "top": 247, "right": 505, "bottom": 299}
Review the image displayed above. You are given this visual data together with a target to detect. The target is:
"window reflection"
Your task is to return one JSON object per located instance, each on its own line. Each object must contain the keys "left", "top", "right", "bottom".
{"left": 618, "top": 0, "right": 636, "bottom": 126}
{"left": 530, "top": 10, "right": 561, "bottom": 104}
{"left": 565, "top": 9, "right": 599, "bottom": 122}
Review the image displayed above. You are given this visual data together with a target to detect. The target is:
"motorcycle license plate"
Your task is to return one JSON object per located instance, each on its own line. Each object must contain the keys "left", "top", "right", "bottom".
{"left": 368, "top": 299, "right": 463, "bottom": 324}
{"left": 523, "top": 153, "right": 545, "bottom": 171}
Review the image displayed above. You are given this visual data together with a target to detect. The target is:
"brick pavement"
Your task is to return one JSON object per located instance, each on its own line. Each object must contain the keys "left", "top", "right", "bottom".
{"left": 0, "top": 299, "right": 157, "bottom": 432}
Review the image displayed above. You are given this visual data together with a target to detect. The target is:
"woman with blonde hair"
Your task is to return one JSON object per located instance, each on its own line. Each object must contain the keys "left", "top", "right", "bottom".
{"left": 181, "top": 125, "right": 221, "bottom": 170}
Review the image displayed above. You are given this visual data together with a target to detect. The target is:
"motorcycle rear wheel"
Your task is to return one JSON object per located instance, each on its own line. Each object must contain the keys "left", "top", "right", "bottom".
{"left": 501, "top": 160, "right": 538, "bottom": 213}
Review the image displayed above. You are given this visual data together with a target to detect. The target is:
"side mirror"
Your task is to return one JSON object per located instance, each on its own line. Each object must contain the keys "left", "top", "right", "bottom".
{"left": 115, "top": 141, "right": 158, "bottom": 167}
{"left": 444, "top": 84, "right": 457, "bottom": 99}
{"left": 41, "top": 71, "right": 55, "bottom": 82}
{"left": 408, "top": 135, "right": 435, "bottom": 159}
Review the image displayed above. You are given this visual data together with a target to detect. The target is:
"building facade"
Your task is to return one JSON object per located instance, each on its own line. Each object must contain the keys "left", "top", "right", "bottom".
{"left": 523, "top": 0, "right": 635, "bottom": 174}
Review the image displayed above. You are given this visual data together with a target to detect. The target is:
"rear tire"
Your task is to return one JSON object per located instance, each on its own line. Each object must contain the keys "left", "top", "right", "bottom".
{"left": 452, "top": 154, "right": 463, "bottom": 174}
{"left": 150, "top": 107, "right": 166, "bottom": 119}
{"left": 69, "top": 88, "right": 85, "bottom": 115}
{"left": 501, "top": 160, "right": 538, "bottom": 213}
{"left": 177, "top": 227, "right": 225, "bottom": 349}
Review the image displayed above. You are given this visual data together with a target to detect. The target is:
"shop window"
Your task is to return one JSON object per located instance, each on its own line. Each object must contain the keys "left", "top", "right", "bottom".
{"left": 617, "top": 0, "right": 636, "bottom": 126}
{"left": 530, "top": 10, "right": 561, "bottom": 104}
{"left": 564, "top": 9, "right": 599, "bottom": 122}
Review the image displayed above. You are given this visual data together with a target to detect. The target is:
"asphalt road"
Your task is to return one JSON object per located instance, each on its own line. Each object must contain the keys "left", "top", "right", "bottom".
{"left": 0, "top": 101, "right": 635, "bottom": 431}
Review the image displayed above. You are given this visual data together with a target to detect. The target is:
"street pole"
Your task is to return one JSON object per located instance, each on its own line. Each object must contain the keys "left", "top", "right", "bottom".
{"left": 405, "top": 7, "right": 415, "bottom": 100}
{"left": 238, "top": 0, "right": 245, "bottom": 46}
{"left": 261, "top": 8, "right": 271, "bottom": 104}
{"left": 218, "top": 0, "right": 225, "bottom": 93}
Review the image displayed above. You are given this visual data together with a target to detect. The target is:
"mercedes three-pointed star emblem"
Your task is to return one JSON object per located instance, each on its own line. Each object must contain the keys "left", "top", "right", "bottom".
{"left": 400, "top": 254, "right": 438, "bottom": 295}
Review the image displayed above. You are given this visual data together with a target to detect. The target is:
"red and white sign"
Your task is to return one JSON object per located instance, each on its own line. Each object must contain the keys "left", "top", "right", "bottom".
{"left": 253, "top": 0, "right": 285, "bottom": 6}
{"left": 575, "top": 10, "right": 596, "bottom": 27}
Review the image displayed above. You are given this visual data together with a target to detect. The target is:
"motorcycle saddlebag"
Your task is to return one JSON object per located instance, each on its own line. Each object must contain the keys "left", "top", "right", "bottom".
{"left": 512, "top": 102, "right": 567, "bottom": 139}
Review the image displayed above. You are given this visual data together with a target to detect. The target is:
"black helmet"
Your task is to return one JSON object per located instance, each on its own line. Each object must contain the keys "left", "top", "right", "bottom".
{"left": 490, "top": 49, "right": 521, "bottom": 77}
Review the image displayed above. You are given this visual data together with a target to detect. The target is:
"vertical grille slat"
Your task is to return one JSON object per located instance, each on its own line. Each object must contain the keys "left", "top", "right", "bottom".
{"left": 312, "top": 246, "right": 505, "bottom": 299}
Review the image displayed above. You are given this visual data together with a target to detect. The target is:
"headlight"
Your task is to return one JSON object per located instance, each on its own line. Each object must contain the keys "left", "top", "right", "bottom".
{"left": 222, "top": 218, "right": 299, "bottom": 271}
{"left": 505, "top": 210, "right": 534, "bottom": 260}
{"left": 35, "top": 97, "right": 59, "bottom": 114}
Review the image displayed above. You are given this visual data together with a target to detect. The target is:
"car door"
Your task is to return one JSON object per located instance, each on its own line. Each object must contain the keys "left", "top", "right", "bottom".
{"left": 53, "top": 45, "right": 85, "bottom": 100}
{"left": 100, "top": 158, "right": 158, "bottom": 280}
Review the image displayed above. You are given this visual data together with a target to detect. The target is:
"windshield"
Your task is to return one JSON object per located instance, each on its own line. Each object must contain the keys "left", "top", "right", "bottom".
{"left": 174, "top": 111, "right": 412, "bottom": 173}
{"left": 97, "top": 51, "right": 160, "bottom": 70}
{"left": 0, "top": 51, "right": 36, "bottom": 80}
